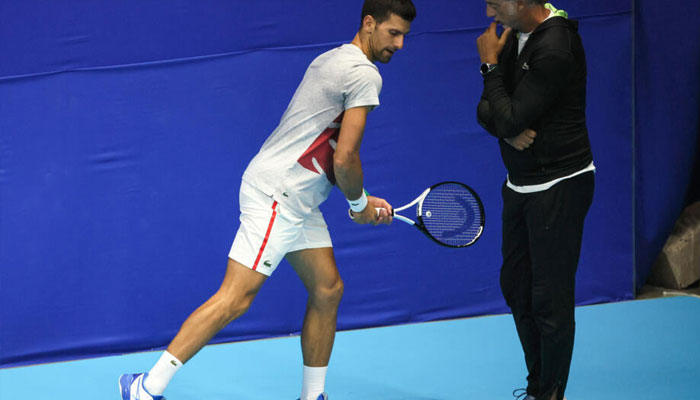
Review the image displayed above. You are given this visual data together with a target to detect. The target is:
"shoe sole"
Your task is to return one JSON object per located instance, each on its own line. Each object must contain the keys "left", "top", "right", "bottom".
{"left": 118, "top": 374, "right": 134, "bottom": 400}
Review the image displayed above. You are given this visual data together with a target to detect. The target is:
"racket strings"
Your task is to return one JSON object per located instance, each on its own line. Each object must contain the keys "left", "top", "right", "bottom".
{"left": 420, "top": 184, "right": 484, "bottom": 247}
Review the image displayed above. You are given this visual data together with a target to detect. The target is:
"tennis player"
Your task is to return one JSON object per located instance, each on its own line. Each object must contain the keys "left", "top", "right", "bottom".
{"left": 119, "top": 1, "right": 415, "bottom": 399}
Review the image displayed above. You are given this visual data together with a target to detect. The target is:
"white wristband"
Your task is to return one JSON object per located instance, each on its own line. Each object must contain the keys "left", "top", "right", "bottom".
{"left": 347, "top": 189, "right": 368, "bottom": 213}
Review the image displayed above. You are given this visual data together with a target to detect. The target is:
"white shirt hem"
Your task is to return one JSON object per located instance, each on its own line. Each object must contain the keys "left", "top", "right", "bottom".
{"left": 506, "top": 161, "right": 595, "bottom": 193}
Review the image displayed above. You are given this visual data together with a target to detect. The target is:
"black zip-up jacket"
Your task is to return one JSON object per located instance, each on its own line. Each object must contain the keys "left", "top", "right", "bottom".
{"left": 477, "top": 17, "right": 593, "bottom": 186}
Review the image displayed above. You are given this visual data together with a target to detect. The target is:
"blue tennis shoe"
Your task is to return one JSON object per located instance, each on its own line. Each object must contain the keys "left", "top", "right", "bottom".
{"left": 297, "top": 393, "right": 328, "bottom": 400}
{"left": 119, "top": 373, "right": 165, "bottom": 400}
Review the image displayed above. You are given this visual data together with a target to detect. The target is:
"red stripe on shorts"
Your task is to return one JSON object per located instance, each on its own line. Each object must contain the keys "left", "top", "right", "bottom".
{"left": 252, "top": 201, "right": 278, "bottom": 271}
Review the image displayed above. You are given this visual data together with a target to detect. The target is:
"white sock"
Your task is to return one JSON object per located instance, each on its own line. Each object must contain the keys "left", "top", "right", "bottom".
{"left": 300, "top": 365, "right": 328, "bottom": 400}
{"left": 143, "top": 351, "right": 183, "bottom": 395}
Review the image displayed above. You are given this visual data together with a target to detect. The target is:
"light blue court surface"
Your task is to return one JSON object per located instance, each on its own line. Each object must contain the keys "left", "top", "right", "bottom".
{"left": 1, "top": 296, "right": 698, "bottom": 399}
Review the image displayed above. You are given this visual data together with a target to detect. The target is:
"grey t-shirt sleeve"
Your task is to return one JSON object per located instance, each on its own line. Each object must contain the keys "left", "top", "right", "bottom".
{"left": 343, "top": 64, "right": 382, "bottom": 111}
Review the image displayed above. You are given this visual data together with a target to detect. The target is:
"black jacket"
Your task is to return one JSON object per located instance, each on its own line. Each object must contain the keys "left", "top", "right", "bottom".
{"left": 477, "top": 17, "right": 593, "bottom": 186}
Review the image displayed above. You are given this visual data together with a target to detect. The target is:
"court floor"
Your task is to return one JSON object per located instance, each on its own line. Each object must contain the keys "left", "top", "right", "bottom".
{"left": 1, "top": 296, "right": 698, "bottom": 399}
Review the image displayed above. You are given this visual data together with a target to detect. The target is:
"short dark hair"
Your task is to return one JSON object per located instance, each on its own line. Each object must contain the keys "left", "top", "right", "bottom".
{"left": 506, "top": 0, "right": 546, "bottom": 4}
{"left": 360, "top": 0, "right": 416, "bottom": 27}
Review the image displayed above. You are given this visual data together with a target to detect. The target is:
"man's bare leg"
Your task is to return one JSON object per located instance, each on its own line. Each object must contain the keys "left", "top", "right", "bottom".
{"left": 167, "top": 258, "right": 268, "bottom": 363}
{"left": 127, "top": 258, "right": 267, "bottom": 396}
{"left": 286, "top": 247, "right": 343, "bottom": 399}
{"left": 287, "top": 247, "right": 343, "bottom": 366}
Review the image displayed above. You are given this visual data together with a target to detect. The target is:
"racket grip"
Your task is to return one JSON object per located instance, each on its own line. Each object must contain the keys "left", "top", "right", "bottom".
{"left": 376, "top": 207, "right": 394, "bottom": 216}
{"left": 349, "top": 207, "right": 392, "bottom": 220}
{"left": 348, "top": 208, "right": 382, "bottom": 220}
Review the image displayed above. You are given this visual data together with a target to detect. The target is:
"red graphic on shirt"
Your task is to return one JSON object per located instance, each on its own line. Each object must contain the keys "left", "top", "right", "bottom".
{"left": 297, "top": 112, "right": 344, "bottom": 184}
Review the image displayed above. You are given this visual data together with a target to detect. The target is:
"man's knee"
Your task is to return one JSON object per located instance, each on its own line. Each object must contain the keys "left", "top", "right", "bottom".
{"left": 501, "top": 275, "right": 531, "bottom": 315}
{"left": 215, "top": 290, "right": 257, "bottom": 324}
{"left": 309, "top": 277, "right": 344, "bottom": 308}
{"left": 214, "top": 260, "right": 267, "bottom": 324}
{"left": 532, "top": 298, "right": 575, "bottom": 338}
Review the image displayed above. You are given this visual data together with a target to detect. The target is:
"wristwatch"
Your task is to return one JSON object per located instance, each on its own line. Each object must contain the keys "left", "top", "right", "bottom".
{"left": 480, "top": 62, "right": 498, "bottom": 76}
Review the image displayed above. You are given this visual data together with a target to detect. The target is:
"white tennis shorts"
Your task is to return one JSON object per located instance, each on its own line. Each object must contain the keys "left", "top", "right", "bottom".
{"left": 228, "top": 181, "right": 333, "bottom": 276}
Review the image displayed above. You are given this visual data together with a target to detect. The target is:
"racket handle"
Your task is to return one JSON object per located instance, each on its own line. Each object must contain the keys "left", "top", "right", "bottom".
{"left": 376, "top": 207, "right": 394, "bottom": 216}
{"left": 348, "top": 207, "right": 392, "bottom": 220}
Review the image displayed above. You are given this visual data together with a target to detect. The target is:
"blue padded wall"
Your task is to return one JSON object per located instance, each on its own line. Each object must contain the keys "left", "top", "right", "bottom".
{"left": 0, "top": 0, "right": 640, "bottom": 367}
{"left": 633, "top": 0, "right": 700, "bottom": 291}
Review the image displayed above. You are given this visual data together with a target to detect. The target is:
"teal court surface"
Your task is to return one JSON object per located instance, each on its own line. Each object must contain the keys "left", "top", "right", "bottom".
{"left": 1, "top": 296, "right": 698, "bottom": 399}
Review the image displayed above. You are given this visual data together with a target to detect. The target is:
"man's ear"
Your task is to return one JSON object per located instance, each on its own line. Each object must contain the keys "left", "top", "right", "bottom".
{"left": 362, "top": 14, "right": 376, "bottom": 34}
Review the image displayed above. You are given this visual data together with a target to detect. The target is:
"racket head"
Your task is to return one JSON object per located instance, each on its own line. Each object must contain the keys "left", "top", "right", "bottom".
{"left": 415, "top": 181, "right": 485, "bottom": 248}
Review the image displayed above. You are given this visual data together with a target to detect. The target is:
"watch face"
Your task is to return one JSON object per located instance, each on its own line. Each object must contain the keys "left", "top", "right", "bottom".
{"left": 480, "top": 63, "right": 488, "bottom": 74}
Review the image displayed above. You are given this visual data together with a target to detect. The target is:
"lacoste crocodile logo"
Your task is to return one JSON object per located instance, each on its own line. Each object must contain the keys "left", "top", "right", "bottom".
{"left": 263, "top": 260, "right": 272, "bottom": 267}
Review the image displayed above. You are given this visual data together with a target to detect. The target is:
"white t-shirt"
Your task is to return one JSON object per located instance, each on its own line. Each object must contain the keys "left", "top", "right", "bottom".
{"left": 517, "top": 8, "right": 559, "bottom": 55}
{"left": 242, "top": 44, "right": 382, "bottom": 215}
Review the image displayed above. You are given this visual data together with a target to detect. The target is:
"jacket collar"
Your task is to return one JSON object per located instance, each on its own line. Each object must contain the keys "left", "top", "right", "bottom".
{"left": 527, "top": 15, "right": 577, "bottom": 36}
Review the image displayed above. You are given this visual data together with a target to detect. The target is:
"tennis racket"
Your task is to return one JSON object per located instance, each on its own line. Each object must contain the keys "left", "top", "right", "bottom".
{"left": 388, "top": 181, "right": 485, "bottom": 248}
